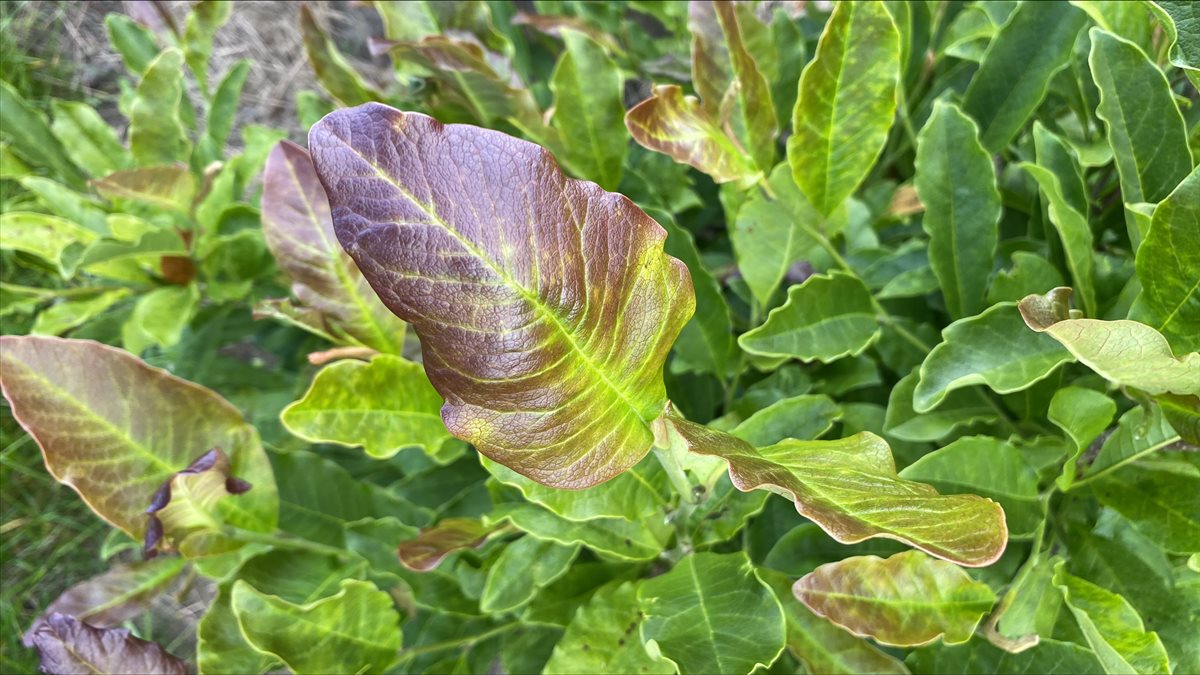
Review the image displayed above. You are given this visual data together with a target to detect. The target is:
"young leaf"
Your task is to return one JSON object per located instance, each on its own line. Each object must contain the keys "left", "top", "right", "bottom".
{"left": 1049, "top": 386, "right": 1117, "bottom": 489}
{"left": 907, "top": 638, "right": 1105, "bottom": 674}
{"left": 232, "top": 579, "right": 402, "bottom": 675}
{"left": 181, "top": 0, "right": 231, "bottom": 96}
{"left": 309, "top": 103, "right": 694, "bottom": 488}
{"left": 961, "top": 2, "right": 1088, "bottom": 152}
{"left": 50, "top": 100, "right": 133, "bottom": 177}
{"left": 544, "top": 581, "right": 674, "bottom": 675}
{"left": 794, "top": 551, "right": 997, "bottom": 647}
{"left": 913, "top": 99, "right": 1000, "bottom": 319}
{"left": 1019, "top": 288, "right": 1200, "bottom": 396}
{"left": 282, "top": 355, "right": 455, "bottom": 460}
{"left": 664, "top": 416, "right": 1008, "bottom": 566}
{"left": 788, "top": 0, "right": 899, "bottom": 216}
{"left": 1134, "top": 165, "right": 1200, "bottom": 354}
{"left": 480, "top": 535, "right": 579, "bottom": 614}
{"left": 129, "top": 49, "right": 191, "bottom": 166}
{"left": 1053, "top": 562, "right": 1171, "bottom": 674}
{"left": 0, "top": 336, "right": 278, "bottom": 540}
{"left": 913, "top": 303, "right": 1072, "bottom": 412}
{"left": 549, "top": 29, "right": 626, "bottom": 190}
{"left": 30, "top": 613, "right": 187, "bottom": 675}
{"left": 398, "top": 518, "right": 493, "bottom": 572}
{"left": 260, "top": 141, "right": 407, "bottom": 354}
{"left": 738, "top": 272, "right": 881, "bottom": 363}
{"left": 626, "top": 84, "right": 759, "bottom": 183}
{"left": 637, "top": 552, "right": 785, "bottom": 675}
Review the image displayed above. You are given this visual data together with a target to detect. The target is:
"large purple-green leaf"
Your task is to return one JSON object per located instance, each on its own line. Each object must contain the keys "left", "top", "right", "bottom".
{"left": 30, "top": 614, "right": 187, "bottom": 675}
{"left": 0, "top": 336, "right": 277, "bottom": 544}
{"left": 260, "top": 140, "right": 407, "bottom": 353}
{"left": 309, "top": 103, "right": 694, "bottom": 488}
{"left": 660, "top": 416, "right": 1008, "bottom": 567}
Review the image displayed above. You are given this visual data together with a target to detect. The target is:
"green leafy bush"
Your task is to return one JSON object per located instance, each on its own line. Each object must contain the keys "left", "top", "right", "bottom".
{"left": 1, "top": 1, "right": 1198, "bottom": 674}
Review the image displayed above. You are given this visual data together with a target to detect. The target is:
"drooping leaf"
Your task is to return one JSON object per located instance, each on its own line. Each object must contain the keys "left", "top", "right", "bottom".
{"left": 794, "top": 551, "right": 997, "bottom": 647}
{"left": 1053, "top": 561, "right": 1171, "bottom": 674}
{"left": 281, "top": 354, "right": 456, "bottom": 460}
{"left": 309, "top": 103, "right": 694, "bottom": 488}
{"left": 30, "top": 613, "right": 187, "bottom": 675}
{"left": 397, "top": 518, "right": 493, "bottom": 572}
{"left": 1049, "top": 386, "right": 1118, "bottom": 489}
{"left": 49, "top": 100, "right": 133, "bottom": 177}
{"left": 637, "top": 552, "right": 785, "bottom": 675}
{"left": 1019, "top": 288, "right": 1200, "bottom": 396}
{"left": 480, "top": 535, "right": 579, "bottom": 613}
{"left": 232, "top": 579, "right": 402, "bottom": 675}
{"left": 914, "top": 303, "right": 1072, "bottom": 412}
{"left": 914, "top": 99, "right": 1000, "bottom": 319}
{"left": 663, "top": 416, "right": 1008, "bottom": 566}
{"left": 260, "top": 141, "right": 407, "bottom": 354}
{"left": 549, "top": 29, "right": 626, "bottom": 190}
{"left": 544, "top": 581, "right": 674, "bottom": 675}
{"left": 907, "top": 638, "right": 1105, "bottom": 674}
{"left": 626, "top": 84, "right": 758, "bottom": 183}
{"left": 1134, "top": 165, "right": 1200, "bottom": 354}
{"left": 0, "top": 336, "right": 277, "bottom": 540}
{"left": 299, "top": 4, "right": 380, "bottom": 106}
{"left": 961, "top": 1, "right": 1088, "bottom": 152}
{"left": 1092, "top": 462, "right": 1200, "bottom": 554}
{"left": 92, "top": 164, "right": 196, "bottom": 212}
{"left": 18, "top": 176, "right": 108, "bottom": 234}
{"left": 788, "top": 0, "right": 899, "bottom": 216}
{"left": 129, "top": 49, "right": 191, "bottom": 166}
{"left": 738, "top": 272, "right": 881, "bottom": 363}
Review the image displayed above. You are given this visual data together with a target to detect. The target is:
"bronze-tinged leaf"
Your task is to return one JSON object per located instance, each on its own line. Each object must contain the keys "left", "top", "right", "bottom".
{"left": 397, "top": 518, "right": 493, "bottom": 572}
{"left": 662, "top": 415, "right": 1007, "bottom": 567}
{"left": 260, "top": 141, "right": 406, "bottom": 353}
{"left": 309, "top": 103, "right": 694, "bottom": 488}
{"left": 626, "top": 84, "right": 759, "bottom": 184}
{"left": 0, "top": 336, "right": 278, "bottom": 541}
{"left": 31, "top": 613, "right": 187, "bottom": 675}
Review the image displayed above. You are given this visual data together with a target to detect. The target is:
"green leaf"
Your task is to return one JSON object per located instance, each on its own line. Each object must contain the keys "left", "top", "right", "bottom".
{"left": 122, "top": 284, "right": 200, "bottom": 355}
{"left": 738, "top": 272, "right": 881, "bottom": 363}
{"left": 203, "top": 59, "right": 251, "bottom": 156}
{"left": 626, "top": 84, "right": 758, "bottom": 183}
{"left": 730, "top": 394, "right": 841, "bottom": 446}
{"left": 104, "top": 14, "right": 160, "bottom": 76}
{"left": 1019, "top": 288, "right": 1199, "bottom": 396}
{"left": 988, "top": 555, "right": 1064, "bottom": 651}
{"left": 1149, "top": 1, "right": 1200, "bottom": 74}
{"left": 1049, "top": 386, "right": 1117, "bottom": 490}
{"left": 129, "top": 49, "right": 191, "bottom": 166}
{"left": 310, "top": 104, "right": 694, "bottom": 488}
{"left": 885, "top": 369, "right": 997, "bottom": 442}
{"left": 914, "top": 99, "right": 1001, "bottom": 319}
{"left": 788, "top": 0, "right": 899, "bottom": 216}
{"left": 92, "top": 165, "right": 197, "bottom": 212}
{"left": 664, "top": 416, "right": 1008, "bottom": 566}
{"left": 1022, "top": 123, "right": 1098, "bottom": 317}
{"left": 1158, "top": 393, "right": 1200, "bottom": 445}
{"left": 0, "top": 80, "right": 85, "bottom": 185}
{"left": 480, "top": 535, "right": 579, "bottom": 614}
{"left": 1084, "top": 404, "right": 1181, "bottom": 484}
{"left": 961, "top": 1, "right": 1088, "bottom": 152}
{"left": 260, "top": 141, "right": 407, "bottom": 354}
{"left": 231, "top": 579, "right": 402, "bottom": 675}
{"left": 1089, "top": 28, "right": 1192, "bottom": 215}
{"left": 794, "top": 551, "right": 996, "bottom": 647}
{"left": 914, "top": 303, "right": 1072, "bottom": 412}
{"left": 544, "top": 581, "right": 674, "bottom": 675}
{"left": 483, "top": 453, "right": 669, "bottom": 523}
{"left": 657, "top": 210, "right": 735, "bottom": 378}
{"left": 30, "top": 289, "right": 130, "bottom": 336}
{"left": 0, "top": 336, "right": 277, "bottom": 541}
{"left": 989, "top": 252, "right": 1066, "bottom": 305}
{"left": 1134, "top": 165, "right": 1200, "bottom": 354}
{"left": 181, "top": 0, "right": 231, "bottom": 97}
{"left": 486, "top": 501, "right": 669, "bottom": 562}
{"left": 549, "top": 29, "right": 626, "bottom": 190}
{"left": 1092, "top": 462, "right": 1200, "bottom": 554}
{"left": 637, "top": 552, "right": 784, "bottom": 675}
{"left": 0, "top": 211, "right": 97, "bottom": 277}
{"left": 281, "top": 354, "right": 456, "bottom": 460}
{"left": 1053, "top": 561, "right": 1171, "bottom": 674}
{"left": 299, "top": 4, "right": 380, "bottom": 106}
{"left": 18, "top": 177, "right": 108, "bottom": 235}
{"left": 1071, "top": 2, "right": 1155, "bottom": 51}
{"left": 908, "top": 638, "right": 1105, "bottom": 674}
{"left": 900, "top": 436, "right": 1042, "bottom": 539}
{"left": 49, "top": 100, "right": 132, "bottom": 177}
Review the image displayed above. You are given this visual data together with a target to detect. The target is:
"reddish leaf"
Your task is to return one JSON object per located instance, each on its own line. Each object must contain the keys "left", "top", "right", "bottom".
{"left": 398, "top": 518, "right": 493, "bottom": 572}
{"left": 31, "top": 613, "right": 188, "bottom": 675}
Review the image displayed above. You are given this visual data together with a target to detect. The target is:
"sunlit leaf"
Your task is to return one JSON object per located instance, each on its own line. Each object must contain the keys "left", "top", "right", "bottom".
{"left": 0, "top": 211, "right": 97, "bottom": 277}
{"left": 92, "top": 164, "right": 196, "bottom": 212}
{"left": 129, "top": 49, "right": 190, "bottom": 166}
{"left": 49, "top": 100, "right": 132, "bottom": 177}
{"left": 626, "top": 84, "right": 758, "bottom": 183}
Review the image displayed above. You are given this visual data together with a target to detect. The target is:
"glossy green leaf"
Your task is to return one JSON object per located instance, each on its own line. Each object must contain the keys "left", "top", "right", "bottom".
{"left": 0, "top": 80, "right": 85, "bottom": 185}
{"left": 1134, "top": 165, "right": 1200, "bottom": 354}
{"left": 961, "top": 1, "right": 1088, "bottom": 152}
{"left": 988, "top": 251, "right": 1066, "bottom": 305}
{"left": 901, "top": 436, "right": 1042, "bottom": 539}
{"left": 544, "top": 581, "right": 674, "bottom": 675}
{"left": 914, "top": 99, "right": 1000, "bottom": 319}
{"left": 121, "top": 284, "right": 200, "bottom": 355}
{"left": 1150, "top": 1, "right": 1200, "bottom": 74}
{"left": 129, "top": 49, "right": 191, "bottom": 166}
{"left": 794, "top": 551, "right": 996, "bottom": 647}
{"left": 282, "top": 354, "right": 456, "bottom": 460}
{"left": 885, "top": 369, "right": 997, "bottom": 442}
{"left": 657, "top": 210, "right": 734, "bottom": 378}
{"left": 1019, "top": 288, "right": 1199, "bottom": 395}
{"left": 92, "top": 165, "right": 196, "bottom": 212}
{"left": 788, "top": 0, "right": 899, "bottom": 216}
{"left": 30, "top": 288, "right": 130, "bottom": 336}
{"left": 738, "top": 272, "right": 881, "bottom": 363}
{"left": 1093, "top": 462, "right": 1200, "bottom": 554}
{"left": 908, "top": 638, "right": 1105, "bottom": 674}
{"left": 730, "top": 394, "right": 841, "bottom": 446}
{"left": 637, "top": 552, "right": 784, "bottom": 675}
{"left": 480, "top": 535, "right": 579, "bottom": 613}
{"left": 626, "top": 84, "right": 758, "bottom": 183}
{"left": 310, "top": 103, "right": 694, "bottom": 488}
{"left": 299, "top": 5, "right": 380, "bottom": 106}
{"left": 549, "top": 29, "right": 626, "bottom": 189}
{"left": 483, "top": 453, "right": 668, "bottom": 523}
{"left": 1050, "top": 386, "right": 1118, "bottom": 490}
{"left": 0, "top": 336, "right": 277, "bottom": 540}
{"left": 914, "top": 303, "right": 1072, "bottom": 412}
{"left": 1023, "top": 123, "right": 1097, "bottom": 317}
{"left": 0, "top": 211, "right": 97, "bottom": 277}
{"left": 232, "top": 579, "right": 402, "bottom": 675}
{"left": 1054, "top": 561, "right": 1171, "bottom": 674}
{"left": 664, "top": 416, "right": 1008, "bottom": 566}
{"left": 49, "top": 100, "right": 132, "bottom": 177}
